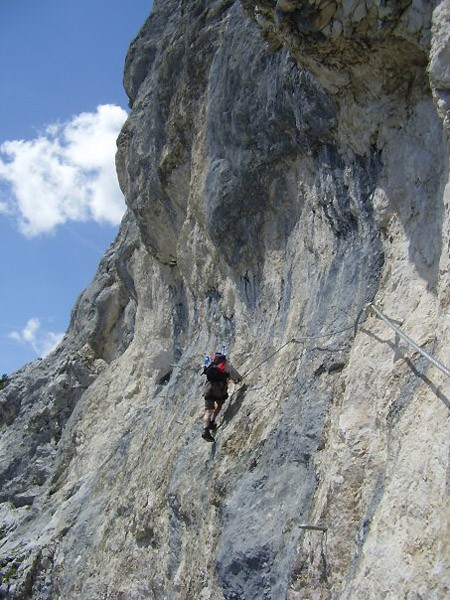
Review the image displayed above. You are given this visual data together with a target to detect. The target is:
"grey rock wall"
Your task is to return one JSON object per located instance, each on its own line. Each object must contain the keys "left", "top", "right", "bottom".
{"left": 1, "top": 1, "right": 449, "bottom": 599}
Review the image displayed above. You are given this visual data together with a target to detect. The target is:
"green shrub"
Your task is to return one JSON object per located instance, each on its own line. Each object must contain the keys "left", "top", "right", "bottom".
{"left": 0, "top": 374, "right": 9, "bottom": 391}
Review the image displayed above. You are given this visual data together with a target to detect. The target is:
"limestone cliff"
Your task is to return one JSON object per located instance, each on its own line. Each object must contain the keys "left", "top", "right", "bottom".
{"left": 1, "top": 1, "right": 449, "bottom": 598}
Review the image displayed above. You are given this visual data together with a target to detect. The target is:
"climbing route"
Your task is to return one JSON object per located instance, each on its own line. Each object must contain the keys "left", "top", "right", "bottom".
{"left": 366, "top": 303, "right": 450, "bottom": 378}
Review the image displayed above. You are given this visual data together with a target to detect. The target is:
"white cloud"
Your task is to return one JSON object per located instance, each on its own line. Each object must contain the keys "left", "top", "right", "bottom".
{"left": 9, "top": 318, "right": 64, "bottom": 358}
{"left": 0, "top": 104, "right": 128, "bottom": 236}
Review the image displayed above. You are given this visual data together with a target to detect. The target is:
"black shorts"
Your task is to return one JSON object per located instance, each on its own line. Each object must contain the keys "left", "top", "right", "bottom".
{"left": 204, "top": 380, "right": 228, "bottom": 410}
{"left": 204, "top": 395, "right": 227, "bottom": 410}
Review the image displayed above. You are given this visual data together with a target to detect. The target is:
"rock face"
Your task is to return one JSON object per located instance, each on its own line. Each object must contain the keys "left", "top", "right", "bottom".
{"left": 1, "top": 1, "right": 449, "bottom": 598}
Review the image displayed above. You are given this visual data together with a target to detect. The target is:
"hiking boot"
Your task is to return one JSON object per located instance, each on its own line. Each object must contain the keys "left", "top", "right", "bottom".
{"left": 209, "top": 420, "right": 217, "bottom": 432}
{"left": 202, "top": 428, "right": 215, "bottom": 442}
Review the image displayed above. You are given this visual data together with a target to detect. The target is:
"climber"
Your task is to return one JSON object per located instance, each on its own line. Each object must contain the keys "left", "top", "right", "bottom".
{"left": 201, "top": 352, "right": 242, "bottom": 442}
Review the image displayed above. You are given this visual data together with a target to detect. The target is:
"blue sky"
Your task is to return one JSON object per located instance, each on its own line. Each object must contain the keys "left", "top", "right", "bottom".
{"left": 0, "top": 0, "right": 153, "bottom": 375}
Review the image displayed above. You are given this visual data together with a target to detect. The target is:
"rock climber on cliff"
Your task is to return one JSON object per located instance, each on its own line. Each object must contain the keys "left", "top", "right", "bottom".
{"left": 202, "top": 352, "right": 242, "bottom": 442}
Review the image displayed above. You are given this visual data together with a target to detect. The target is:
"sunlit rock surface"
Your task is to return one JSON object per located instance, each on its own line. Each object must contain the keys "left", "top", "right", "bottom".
{"left": 1, "top": 1, "right": 449, "bottom": 598}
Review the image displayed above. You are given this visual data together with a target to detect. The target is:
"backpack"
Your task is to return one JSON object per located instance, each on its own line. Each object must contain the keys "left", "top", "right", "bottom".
{"left": 204, "top": 356, "right": 228, "bottom": 382}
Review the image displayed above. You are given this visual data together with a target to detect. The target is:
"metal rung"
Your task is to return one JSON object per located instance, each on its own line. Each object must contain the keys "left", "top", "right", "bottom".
{"left": 368, "top": 303, "right": 450, "bottom": 378}
{"left": 299, "top": 523, "right": 328, "bottom": 532}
